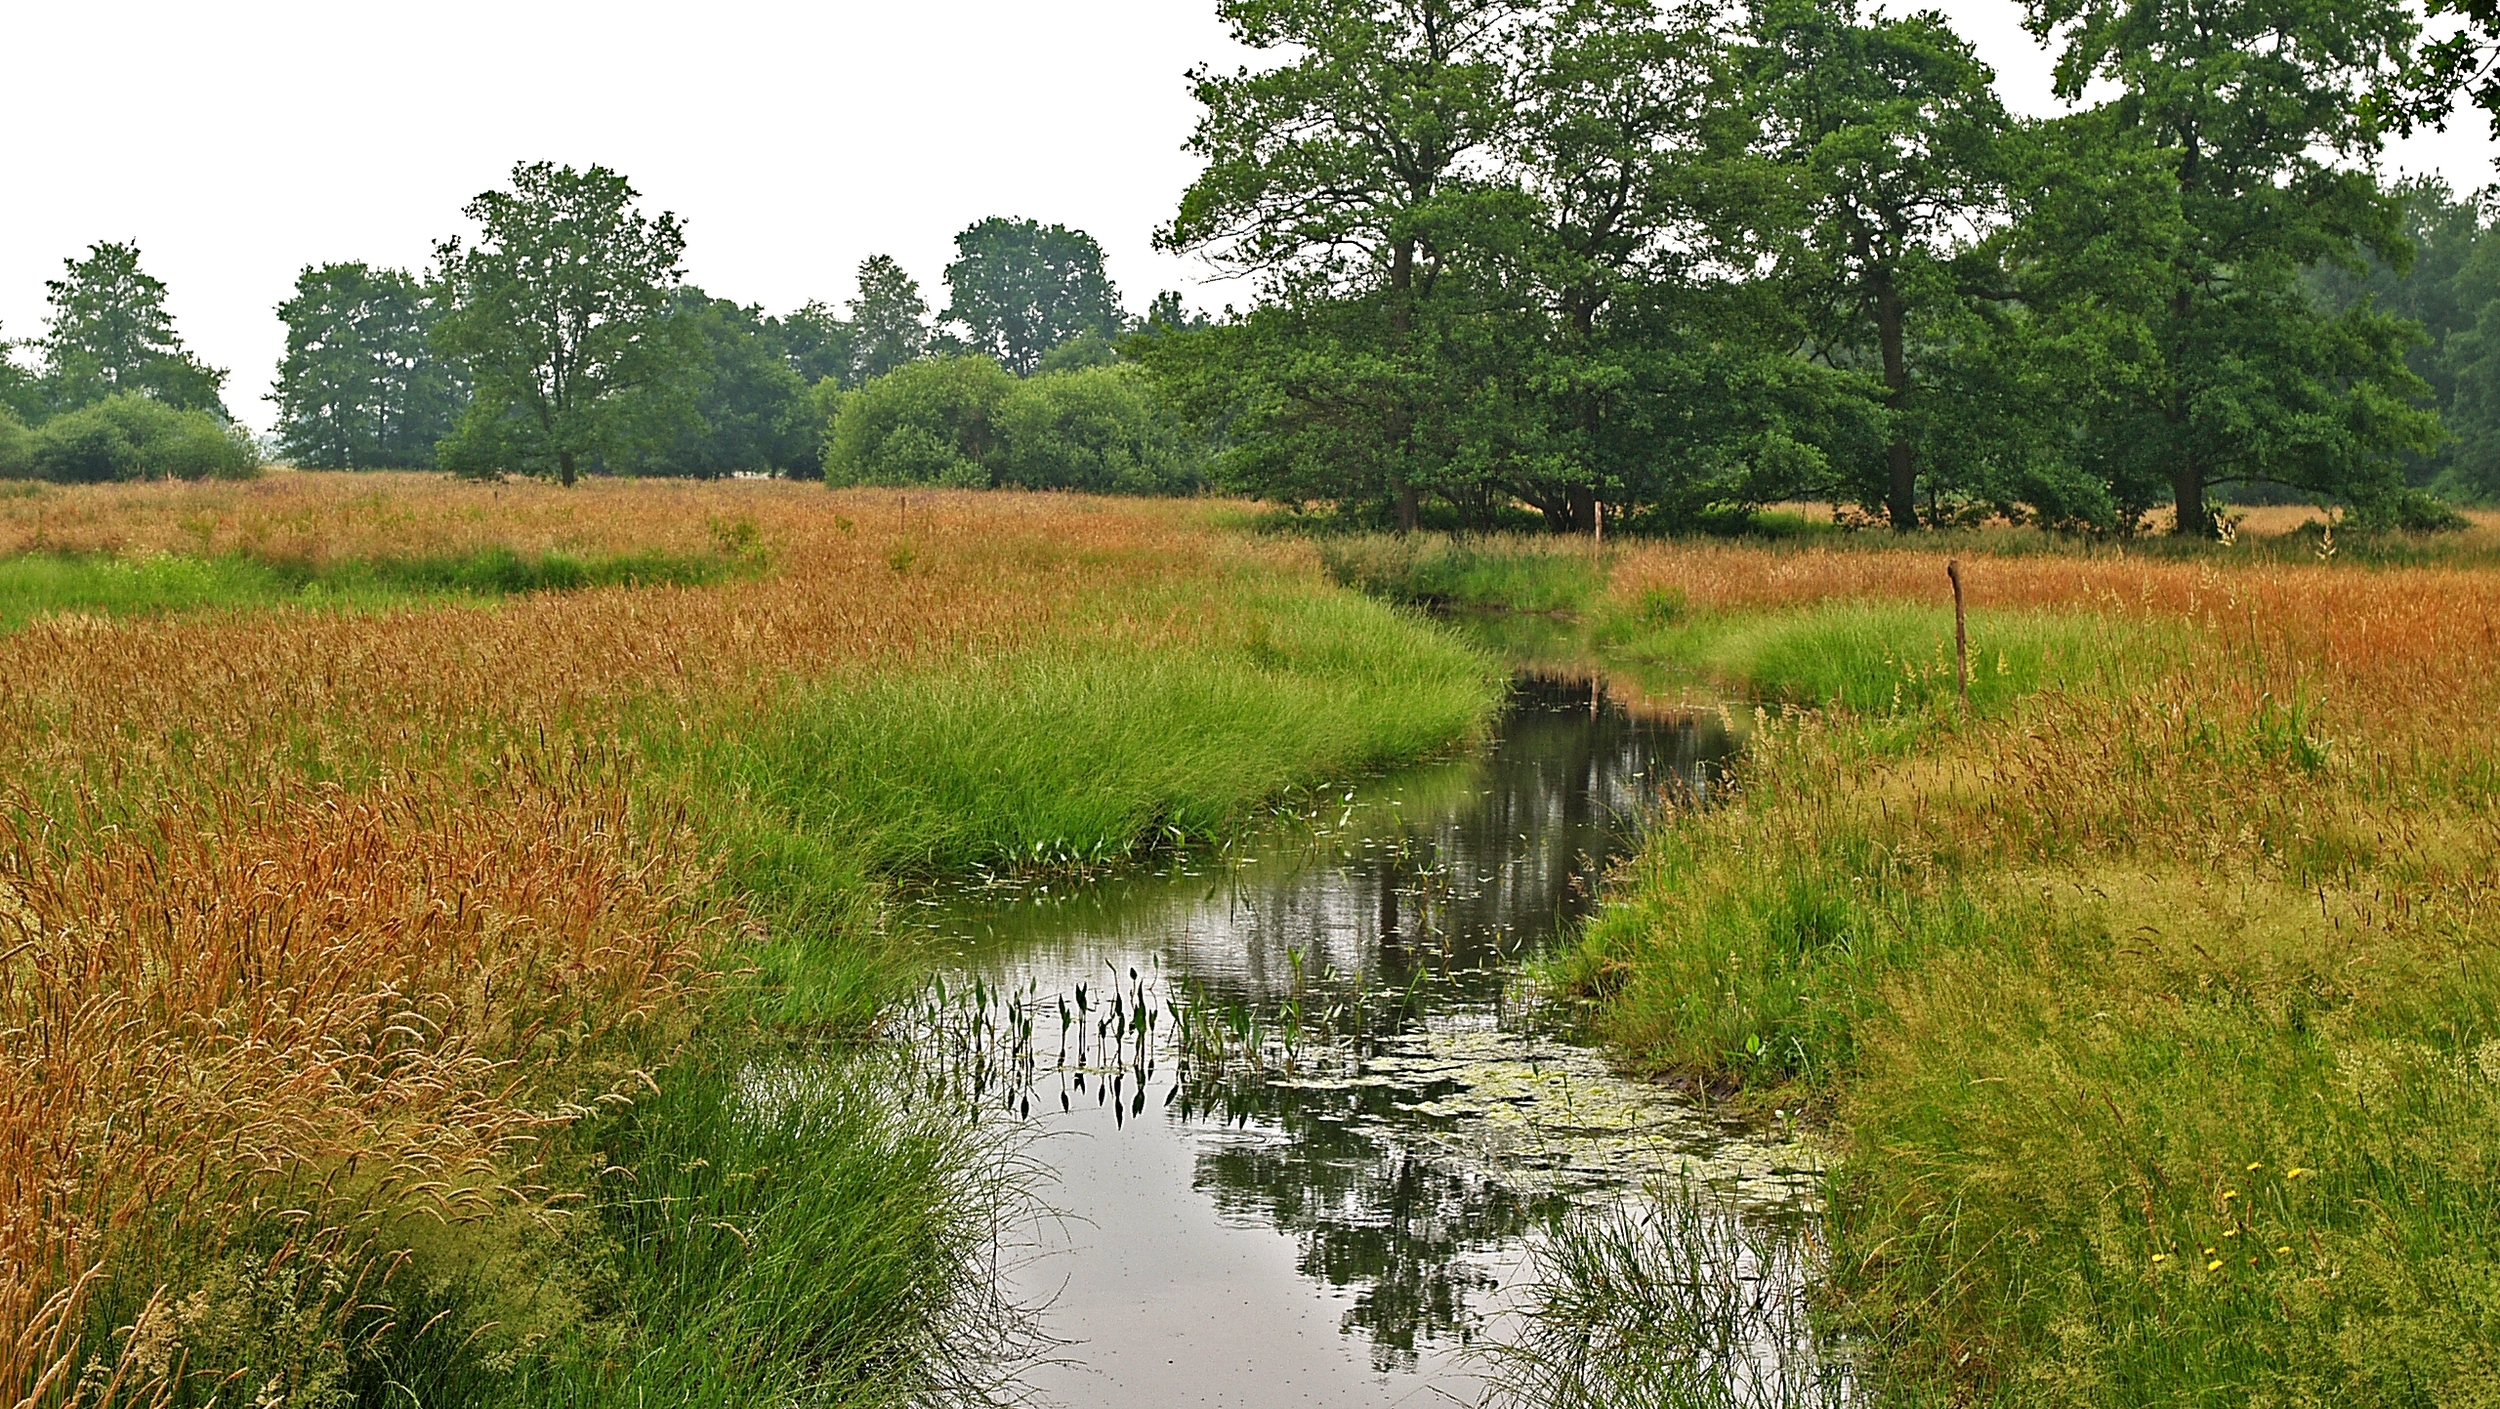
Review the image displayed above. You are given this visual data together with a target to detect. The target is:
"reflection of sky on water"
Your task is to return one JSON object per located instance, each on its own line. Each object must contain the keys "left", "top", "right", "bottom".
{"left": 906, "top": 675, "right": 1812, "bottom": 1406}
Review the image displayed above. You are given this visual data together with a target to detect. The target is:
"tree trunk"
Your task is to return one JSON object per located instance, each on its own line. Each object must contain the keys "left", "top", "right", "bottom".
{"left": 1566, "top": 483, "right": 1598, "bottom": 536}
{"left": 1877, "top": 279, "right": 1916, "bottom": 531}
{"left": 2168, "top": 135, "right": 2205, "bottom": 538}
{"left": 2172, "top": 458, "right": 2206, "bottom": 538}
{"left": 1387, "top": 236, "right": 1417, "bottom": 534}
{"left": 559, "top": 449, "right": 577, "bottom": 488}
{"left": 2167, "top": 285, "right": 2202, "bottom": 537}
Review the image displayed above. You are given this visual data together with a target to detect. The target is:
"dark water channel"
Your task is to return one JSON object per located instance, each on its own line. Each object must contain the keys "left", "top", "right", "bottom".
{"left": 907, "top": 673, "right": 1819, "bottom": 1406}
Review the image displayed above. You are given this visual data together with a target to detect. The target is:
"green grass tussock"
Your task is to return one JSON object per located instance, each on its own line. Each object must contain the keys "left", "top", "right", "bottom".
{"left": 1557, "top": 814, "right": 2017, "bottom": 1088}
{"left": 493, "top": 1043, "right": 1025, "bottom": 1408}
{"left": 1607, "top": 600, "right": 2167, "bottom": 719}
{"left": 1560, "top": 599, "right": 2500, "bottom": 1402}
{"left": 79, "top": 1038, "right": 1023, "bottom": 1409}
{"left": 0, "top": 544, "right": 744, "bottom": 630}
{"left": 701, "top": 585, "right": 1499, "bottom": 882}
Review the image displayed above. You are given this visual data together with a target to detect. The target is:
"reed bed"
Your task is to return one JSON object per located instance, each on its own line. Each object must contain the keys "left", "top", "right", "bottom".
{"left": 1561, "top": 535, "right": 2500, "bottom": 1401}
{"left": 0, "top": 480, "right": 1492, "bottom": 1407}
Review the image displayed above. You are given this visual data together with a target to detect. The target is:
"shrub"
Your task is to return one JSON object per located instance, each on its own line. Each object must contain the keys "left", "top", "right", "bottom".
{"left": 0, "top": 408, "right": 31, "bottom": 479}
{"left": 23, "top": 395, "right": 259, "bottom": 482}
{"left": 2344, "top": 484, "right": 2470, "bottom": 533}
{"left": 822, "top": 357, "right": 1206, "bottom": 494}
{"left": 992, "top": 363, "right": 1202, "bottom": 493}
{"left": 820, "top": 356, "right": 1015, "bottom": 487}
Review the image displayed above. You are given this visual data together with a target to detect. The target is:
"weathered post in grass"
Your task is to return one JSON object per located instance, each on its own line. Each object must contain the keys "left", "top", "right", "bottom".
{"left": 1947, "top": 558, "right": 1969, "bottom": 713}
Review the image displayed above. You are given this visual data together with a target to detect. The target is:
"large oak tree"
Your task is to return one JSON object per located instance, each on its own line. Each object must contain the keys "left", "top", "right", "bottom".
{"left": 431, "top": 162, "right": 690, "bottom": 485}
{"left": 2022, "top": 0, "right": 2437, "bottom": 533}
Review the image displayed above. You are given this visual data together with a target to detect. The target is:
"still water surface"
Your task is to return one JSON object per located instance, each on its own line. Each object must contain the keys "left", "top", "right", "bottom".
{"left": 908, "top": 673, "right": 1817, "bottom": 1406}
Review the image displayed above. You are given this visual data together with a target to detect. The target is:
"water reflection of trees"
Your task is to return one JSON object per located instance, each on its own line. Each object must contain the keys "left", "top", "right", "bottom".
{"left": 934, "top": 675, "right": 1738, "bottom": 1370}
{"left": 1155, "top": 681, "right": 1733, "bottom": 1364}
{"left": 1177, "top": 677, "right": 1731, "bottom": 1007}
{"left": 1178, "top": 1075, "right": 1571, "bottom": 1372}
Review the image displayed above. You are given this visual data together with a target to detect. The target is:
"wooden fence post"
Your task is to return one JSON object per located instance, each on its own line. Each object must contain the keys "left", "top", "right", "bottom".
{"left": 1947, "top": 558, "right": 1968, "bottom": 713}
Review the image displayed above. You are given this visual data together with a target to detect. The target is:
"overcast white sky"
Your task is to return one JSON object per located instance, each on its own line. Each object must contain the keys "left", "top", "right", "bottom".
{"left": 4, "top": 0, "right": 2494, "bottom": 436}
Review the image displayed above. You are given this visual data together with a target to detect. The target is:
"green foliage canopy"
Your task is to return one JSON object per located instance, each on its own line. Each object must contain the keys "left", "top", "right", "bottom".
{"left": 850, "top": 255, "right": 935, "bottom": 385}
{"left": 272, "top": 262, "right": 465, "bottom": 468}
{"left": 2313, "top": 178, "right": 2500, "bottom": 505}
{"left": 822, "top": 356, "right": 1015, "bottom": 487}
{"left": 942, "top": 218, "right": 1126, "bottom": 376}
{"left": 0, "top": 408, "right": 31, "bottom": 479}
{"left": 38, "top": 242, "right": 229, "bottom": 417}
{"left": 821, "top": 357, "right": 1200, "bottom": 494}
{"left": 2016, "top": 0, "right": 2440, "bottom": 533}
{"left": 1744, "top": 0, "right": 2009, "bottom": 529}
{"left": 1163, "top": 1, "right": 1538, "bottom": 527}
{"left": 14, "top": 394, "right": 259, "bottom": 483}
{"left": 616, "top": 291, "right": 818, "bottom": 478}
{"left": 1141, "top": 0, "right": 2461, "bottom": 535}
{"left": 0, "top": 325, "right": 42, "bottom": 425}
{"left": 431, "top": 162, "right": 692, "bottom": 485}
{"left": 992, "top": 364, "right": 1204, "bottom": 493}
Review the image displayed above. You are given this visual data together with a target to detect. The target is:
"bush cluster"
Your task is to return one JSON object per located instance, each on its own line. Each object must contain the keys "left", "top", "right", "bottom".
{"left": 0, "top": 394, "right": 260, "bottom": 483}
{"left": 820, "top": 356, "right": 1201, "bottom": 495}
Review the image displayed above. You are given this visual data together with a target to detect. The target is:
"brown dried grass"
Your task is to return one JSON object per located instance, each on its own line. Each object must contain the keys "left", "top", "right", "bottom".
{"left": 0, "top": 479, "right": 1298, "bottom": 1406}
{"left": 1608, "top": 538, "right": 2500, "bottom": 741}
{"left": 0, "top": 481, "right": 1279, "bottom": 802}
{"left": 0, "top": 773, "right": 717, "bottom": 1406}
{"left": 1579, "top": 524, "right": 2500, "bottom": 1396}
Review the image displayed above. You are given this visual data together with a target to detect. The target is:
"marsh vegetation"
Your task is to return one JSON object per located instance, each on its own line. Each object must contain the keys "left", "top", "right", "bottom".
{"left": 0, "top": 477, "right": 1502, "bottom": 1406}
{"left": 9, "top": 0, "right": 2500, "bottom": 1400}
{"left": 1469, "top": 520, "right": 2500, "bottom": 1403}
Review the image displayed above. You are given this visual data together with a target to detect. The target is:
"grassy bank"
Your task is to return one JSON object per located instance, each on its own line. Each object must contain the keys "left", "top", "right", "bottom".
{"left": 0, "top": 543, "right": 752, "bottom": 629}
{"left": 1533, "top": 537, "right": 2500, "bottom": 1403}
{"left": 0, "top": 480, "right": 1499, "bottom": 1406}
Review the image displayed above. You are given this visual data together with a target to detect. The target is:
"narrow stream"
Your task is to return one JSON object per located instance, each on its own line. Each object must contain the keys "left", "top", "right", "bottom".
{"left": 906, "top": 672, "right": 1820, "bottom": 1406}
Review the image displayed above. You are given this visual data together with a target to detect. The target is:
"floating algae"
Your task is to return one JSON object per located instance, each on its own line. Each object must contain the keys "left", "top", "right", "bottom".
{"left": 1275, "top": 1016, "right": 1822, "bottom": 1210}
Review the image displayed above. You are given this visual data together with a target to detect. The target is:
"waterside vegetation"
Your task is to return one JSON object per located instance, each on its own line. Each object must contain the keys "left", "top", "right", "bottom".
{"left": 0, "top": 477, "right": 1500, "bottom": 1406}
{"left": 1327, "top": 522, "right": 2500, "bottom": 1403}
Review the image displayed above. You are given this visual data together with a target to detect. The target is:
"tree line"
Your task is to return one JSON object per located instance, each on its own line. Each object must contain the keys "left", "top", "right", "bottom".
{"left": 0, "top": 166, "right": 1194, "bottom": 492}
{"left": 283, "top": 167, "right": 1190, "bottom": 487}
{"left": 0, "top": 242, "right": 259, "bottom": 482}
{"left": 1135, "top": 0, "right": 2500, "bottom": 535}
{"left": 14, "top": 0, "right": 2500, "bottom": 534}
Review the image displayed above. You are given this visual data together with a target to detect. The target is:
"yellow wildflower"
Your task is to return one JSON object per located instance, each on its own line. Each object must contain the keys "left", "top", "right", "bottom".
{"left": 2207, "top": 1259, "right": 2225, "bottom": 1272}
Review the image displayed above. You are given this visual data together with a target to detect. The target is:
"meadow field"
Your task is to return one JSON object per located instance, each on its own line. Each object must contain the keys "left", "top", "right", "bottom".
{"left": 1512, "top": 519, "right": 2500, "bottom": 1403}
{"left": 7, "top": 475, "right": 2498, "bottom": 1408}
{"left": 0, "top": 474, "right": 1499, "bottom": 1407}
